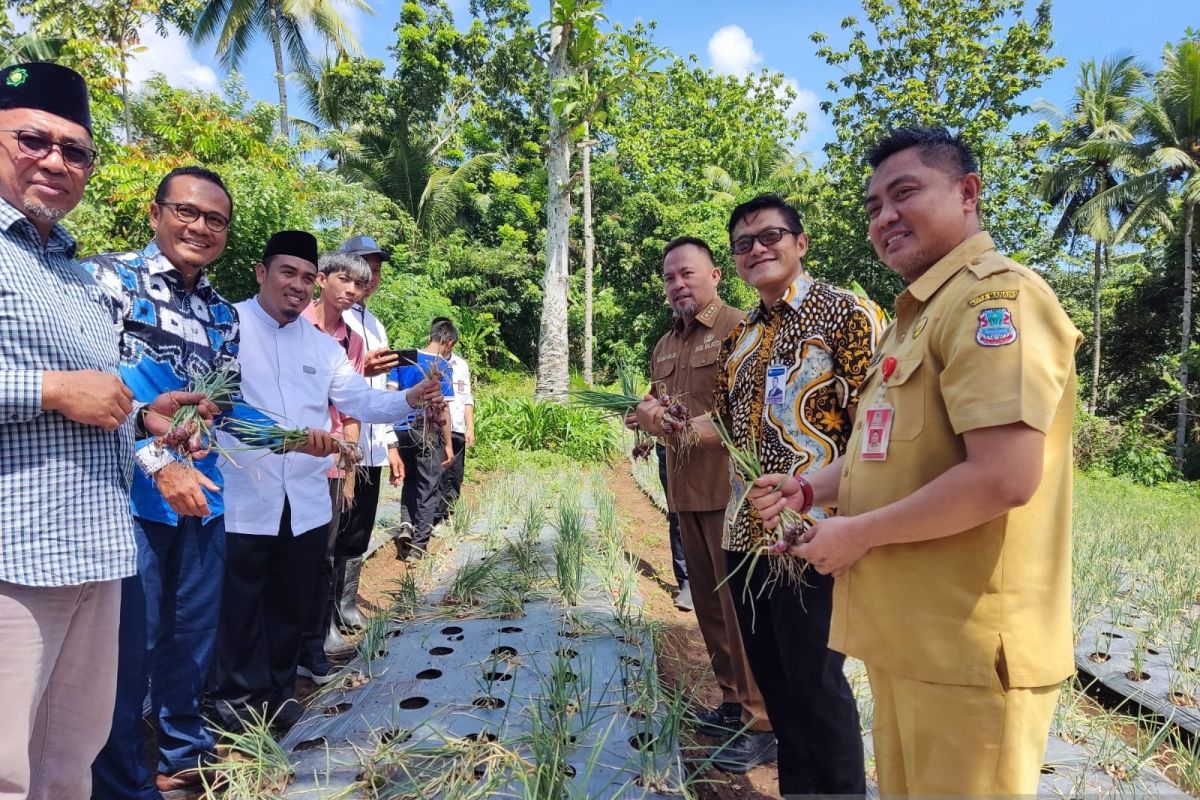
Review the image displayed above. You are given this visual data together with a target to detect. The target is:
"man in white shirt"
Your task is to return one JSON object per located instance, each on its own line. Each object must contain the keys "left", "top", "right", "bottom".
{"left": 207, "top": 231, "right": 442, "bottom": 732}
{"left": 433, "top": 318, "right": 475, "bottom": 525}
{"left": 334, "top": 236, "right": 395, "bottom": 632}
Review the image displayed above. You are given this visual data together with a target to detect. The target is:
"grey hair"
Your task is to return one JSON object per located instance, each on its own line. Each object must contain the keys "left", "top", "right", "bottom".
{"left": 317, "top": 252, "right": 371, "bottom": 282}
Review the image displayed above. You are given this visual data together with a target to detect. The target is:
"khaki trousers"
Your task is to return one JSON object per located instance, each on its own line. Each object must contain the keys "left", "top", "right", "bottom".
{"left": 866, "top": 661, "right": 1060, "bottom": 796}
{"left": 677, "top": 510, "right": 770, "bottom": 731}
{"left": 0, "top": 580, "right": 121, "bottom": 800}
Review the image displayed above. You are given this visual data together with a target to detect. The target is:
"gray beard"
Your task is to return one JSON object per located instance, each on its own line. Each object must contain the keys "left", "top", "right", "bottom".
{"left": 672, "top": 300, "right": 699, "bottom": 319}
{"left": 23, "top": 199, "right": 69, "bottom": 224}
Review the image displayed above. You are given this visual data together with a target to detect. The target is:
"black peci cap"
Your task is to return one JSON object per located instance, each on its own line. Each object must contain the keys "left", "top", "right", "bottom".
{"left": 0, "top": 62, "right": 92, "bottom": 134}
{"left": 262, "top": 230, "right": 319, "bottom": 267}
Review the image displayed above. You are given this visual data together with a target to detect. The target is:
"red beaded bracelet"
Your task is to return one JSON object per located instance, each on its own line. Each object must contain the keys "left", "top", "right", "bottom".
{"left": 795, "top": 475, "right": 814, "bottom": 515}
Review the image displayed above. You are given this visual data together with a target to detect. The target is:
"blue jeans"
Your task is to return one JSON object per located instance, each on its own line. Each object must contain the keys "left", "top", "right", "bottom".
{"left": 92, "top": 515, "right": 225, "bottom": 798}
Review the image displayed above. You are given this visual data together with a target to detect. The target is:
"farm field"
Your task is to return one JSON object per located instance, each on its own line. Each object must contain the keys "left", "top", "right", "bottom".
{"left": 201, "top": 450, "right": 1200, "bottom": 798}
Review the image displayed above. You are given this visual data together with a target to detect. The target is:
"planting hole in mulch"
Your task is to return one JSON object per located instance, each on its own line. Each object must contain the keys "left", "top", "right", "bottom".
{"left": 556, "top": 648, "right": 578, "bottom": 659}
{"left": 619, "top": 655, "right": 642, "bottom": 667}
{"left": 416, "top": 669, "right": 443, "bottom": 680}
{"left": 1171, "top": 691, "right": 1197, "bottom": 707}
{"left": 1100, "top": 631, "right": 1124, "bottom": 639}
{"left": 430, "top": 646, "right": 454, "bottom": 656}
{"left": 464, "top": 732, "right": 499, "bottom": 743}
{"left": 561, "top": 671, "right": 578, "bottom": 683}
{"left": 323, "top": 702, "right": 352, "bottom": 717}
{"left": 1125, "top": 670, "right": 1150, "bottom": 682}
{"left": 1040, "top": 764, "right": 1057, "bottom": 775}
{"left": 616, "top": 635, "right": 639, "bottom": 645}
{"left": 293, "top": 736, "right": 326, "bottom": 752}
{"left": 491, "top": 645, "right": 518, "bottom": 657}
{"left": 473, "top": 695, "right": 505, "bottom": 709}
{"left": 441, "top": 626, "right": 464, "bottom": 635}
{"left": 379, "top": 729, "right": 411, "bottom": 745}
{"left": 1147, "top": 648, "right": 1160, "bottom": 655}
{"left": 499, "top": 626, "right": 523, "bottom": 633}
{"left": 629, "top": 732, "right": 656, "bottom": 751}
{"left": 386, "top": 628, "right": 403, "bottom": 638}
{"left": 1089, "top": 652, "right": 1112, "bottom": 663}
{"left": 483, "top": 671, "right": 513, "bottom": 682}
{"left": 563, "top": 764, "right": 577, "bottom": 778}
{"left": 558, "top": 629, "right": 580, "bottom": 639}
{"left": 399, "top": 696, "right": 430, "bottom": 710}
{"left": 627, "top": 705, "right": 646, "bottom": 720}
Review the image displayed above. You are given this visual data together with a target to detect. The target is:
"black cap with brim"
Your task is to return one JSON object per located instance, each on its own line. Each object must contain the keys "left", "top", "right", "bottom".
{"left": 263, "top": 230, "right": 318, "bottom": 267}
{"left": 0, "top": 62, "right": 92, "bottom": 134}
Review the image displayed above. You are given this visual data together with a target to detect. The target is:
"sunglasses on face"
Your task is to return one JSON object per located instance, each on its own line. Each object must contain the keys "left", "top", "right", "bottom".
{"left": 0, "top": 129, "right": 97, "bottom": 170}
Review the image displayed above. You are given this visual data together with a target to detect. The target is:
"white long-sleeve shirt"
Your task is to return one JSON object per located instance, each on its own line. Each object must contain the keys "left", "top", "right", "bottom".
{"left": 219, "top": 297, "right": 416, "bottom": 536}
{"left": 342, "top": 302, "right": 391, "bottom": 467}
{"left": 447, "top": 353, "right": 474, "bottom": 434}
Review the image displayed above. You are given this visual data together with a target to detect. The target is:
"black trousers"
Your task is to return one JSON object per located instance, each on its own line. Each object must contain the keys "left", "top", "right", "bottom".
{"left": 434, "top": 432, "right": 467, "bottom": 525}
{"left": 207, "top": 501, "right": 326, "bottom": 728}
{"left": 335, "top": 466, "right": 383, "bottom": 558}
{"left": 724, "top": 550, "right": 866, "bottom": 796}
{"left": 396, "top": 427, "right": 444, "bottom": 546}
{"left": 656, "top": 442, "right": 688, "bottom": 588}
{"left": 299, "top": 480, "right": 346, "bottom": 666}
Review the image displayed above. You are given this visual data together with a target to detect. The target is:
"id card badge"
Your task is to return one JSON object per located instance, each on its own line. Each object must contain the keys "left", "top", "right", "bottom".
{"left": 861, "top": 354, "right": 898, "bottom": 461}
{"left": 860, "top": 403, "right": 894, "bottom": 460}
{"left": 765, "top": 363, "right": 786, "bottom": 405}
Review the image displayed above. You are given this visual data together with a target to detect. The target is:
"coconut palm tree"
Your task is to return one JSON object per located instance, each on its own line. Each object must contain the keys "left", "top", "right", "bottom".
{"left": 192, "top": 0, "right": 372, "bottom": 138}
{"left": 340, "top": 123, "right": 498, "bottom": 245}
{"left": 1086, "top": 39, "right": 1200, "bottom": 466}
{"left": 1037, "top": 53, "right": 1146, "bottom": 413}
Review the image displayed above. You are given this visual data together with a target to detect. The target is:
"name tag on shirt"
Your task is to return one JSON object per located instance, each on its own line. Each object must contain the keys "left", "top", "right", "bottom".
{"left": 303, "top": 365, "right": 316, "bottom": 374}
{"left": 765, "top": 363, "right": 786, "bottom": 405}
{"left": 861, "top": 403, "right": 894, "bottom": 461}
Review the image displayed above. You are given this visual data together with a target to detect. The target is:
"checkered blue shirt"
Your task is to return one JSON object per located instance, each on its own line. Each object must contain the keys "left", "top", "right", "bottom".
{"left": 0, "top": 198, "right": 136, "bottom": 587}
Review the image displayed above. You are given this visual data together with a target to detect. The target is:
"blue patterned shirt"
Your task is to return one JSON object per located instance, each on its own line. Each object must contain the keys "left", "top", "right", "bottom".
{"left": 83, "top": 241, "right": 272, "bottom": 525}
{"left": 0, "top": 198, "right": 136, "bottom": 587}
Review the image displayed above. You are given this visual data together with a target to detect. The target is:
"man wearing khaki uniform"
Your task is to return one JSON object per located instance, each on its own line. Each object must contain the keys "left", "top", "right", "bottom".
{"left": 751, "top": 126, "right": 1081, "bottom": 794}
{"left": 646, "top": 237, "right": 773, "bottom": 767}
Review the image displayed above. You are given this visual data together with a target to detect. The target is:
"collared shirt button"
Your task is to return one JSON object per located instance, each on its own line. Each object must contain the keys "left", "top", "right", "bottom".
{"left": 970, "top": 257, "right": 983, "bottom": 266}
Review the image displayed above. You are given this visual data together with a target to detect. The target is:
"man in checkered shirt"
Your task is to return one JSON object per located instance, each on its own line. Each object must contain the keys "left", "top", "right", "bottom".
{"left": 0, "top": 63, "right": 213, "bottom": 798}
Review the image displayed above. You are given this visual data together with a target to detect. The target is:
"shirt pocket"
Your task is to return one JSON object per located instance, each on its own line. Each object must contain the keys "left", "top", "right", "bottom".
{"left": 689, "top": 345, "right": 722, "bottom": 369}
{"left": 883, "top": 353, "right": 925, "bottom": 441}
{"left": 651, "top": 356, "right": 677, "bottom": 384}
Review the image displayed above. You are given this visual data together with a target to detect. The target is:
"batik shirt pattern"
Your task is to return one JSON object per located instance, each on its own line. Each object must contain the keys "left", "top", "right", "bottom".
{"left": 712, "top": 274, "right": 883, "bottom": 552}
{"left": 83, "top": 241, "right": 270, "bottom": 525}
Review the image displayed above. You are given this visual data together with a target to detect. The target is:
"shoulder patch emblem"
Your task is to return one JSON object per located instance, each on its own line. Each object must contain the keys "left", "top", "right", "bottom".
{"left": 968, "top": 289, "right": 1019, "bottom": 307}
{"left": 976, "top": 308, "right": 1018, "bottom": 347}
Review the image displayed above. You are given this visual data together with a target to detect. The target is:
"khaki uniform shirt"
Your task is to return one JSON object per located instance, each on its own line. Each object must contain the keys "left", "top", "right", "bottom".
{"left": 650, "top": 299, "right": 745, "bottom": 513}
{"left": 712, "top": 275, "right": 885, "bottom": 551}
{"left": 831, "top": 232, "right": 1082, "bottom": 688}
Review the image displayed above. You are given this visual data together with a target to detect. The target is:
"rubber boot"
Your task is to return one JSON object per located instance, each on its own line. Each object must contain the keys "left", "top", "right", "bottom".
{"left": 324, "top": 617, "right": 356, "bottom": 660}
{"left": 337, "top": 557, "right": 367, "bottom": 632}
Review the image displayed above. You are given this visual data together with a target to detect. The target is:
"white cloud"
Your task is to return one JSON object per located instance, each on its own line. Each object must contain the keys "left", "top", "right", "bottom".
{"left": 128, "top": 24, "right": 218, "bottom": 91}
{"left": 707, "top": 24, "right": 762, "bottom": 78}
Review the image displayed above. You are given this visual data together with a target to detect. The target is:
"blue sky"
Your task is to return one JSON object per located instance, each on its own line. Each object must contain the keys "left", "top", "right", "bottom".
{"left": 128, "top": 0, "right": 1197, "bottom": 154}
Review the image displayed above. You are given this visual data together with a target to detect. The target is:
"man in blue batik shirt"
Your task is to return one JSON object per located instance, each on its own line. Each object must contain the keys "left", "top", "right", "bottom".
{"left": 386, "top": 320, "right": 455, "bottom": 559}
{"left": 84, "top": 166, "right": 275, "bottom": 799}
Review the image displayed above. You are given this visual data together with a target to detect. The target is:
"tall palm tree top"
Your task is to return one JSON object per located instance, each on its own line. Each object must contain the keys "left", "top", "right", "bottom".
{"left": 192, "top": 0, "right": 372, "bottom": 73}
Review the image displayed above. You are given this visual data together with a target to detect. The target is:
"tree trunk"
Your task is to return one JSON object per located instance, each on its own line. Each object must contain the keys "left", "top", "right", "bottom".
{"left": 582, "top": 121, "right": 594, "bottom": 387}
{"left": 267, "top": 1, "right": 289, "bottom": 138}
{"left": 534, "top": 20, "right": 572, "bottom": 401}
{"left": 1176, "top": 200, "right": 1194, "bottom": 468}
{"left": 120, "top": 58, "right": 132, "bottom": 145}
{"left": 1089, "top": 239, "right": 1102, "bottom": 414}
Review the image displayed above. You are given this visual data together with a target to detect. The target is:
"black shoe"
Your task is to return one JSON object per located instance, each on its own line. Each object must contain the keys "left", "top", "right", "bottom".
{"left": 297, "top": 656, "right": 340, "bottom": 686}
{"left": 710, "top": 730, "right": 777, "bottom": 774}
{"left": 693, "top": 702, "right": 743, "bottom": 737}
{"left": 270, "top": 700, "right": 304, "bottom": 734}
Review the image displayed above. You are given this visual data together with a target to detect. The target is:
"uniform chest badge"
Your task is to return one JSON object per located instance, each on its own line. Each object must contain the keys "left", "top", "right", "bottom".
{"left": 976, "top": 307, "right": 1018, "bottom": 347}
{"left": 911, "top": 317, "right": 928, "bottom": 340}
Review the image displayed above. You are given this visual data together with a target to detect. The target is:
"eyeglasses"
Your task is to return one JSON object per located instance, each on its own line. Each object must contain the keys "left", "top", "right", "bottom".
{"left": 156, "top": 201, "right": 230, "bottom": 233}
{"left": 0, "top": 129, "right": 98, "bottom": 170}
{"left": 730, "top": 226, "right": 799, "bottom": 255}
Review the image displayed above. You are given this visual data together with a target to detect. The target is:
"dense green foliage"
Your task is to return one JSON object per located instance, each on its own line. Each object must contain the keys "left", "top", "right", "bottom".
{"left": 4, "top": 0, "right": 1198, "bottom": 480}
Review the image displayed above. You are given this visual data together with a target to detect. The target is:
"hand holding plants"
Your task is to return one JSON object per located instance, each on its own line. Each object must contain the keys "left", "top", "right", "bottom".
{"left": 291, "top": 428, "right": 340, "bottom": 457}
{"left": 793, "top": 516, "right": 870, "bottom": 577}
{"left": 749, "top": 474, "right": 805, "bottom": 531}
